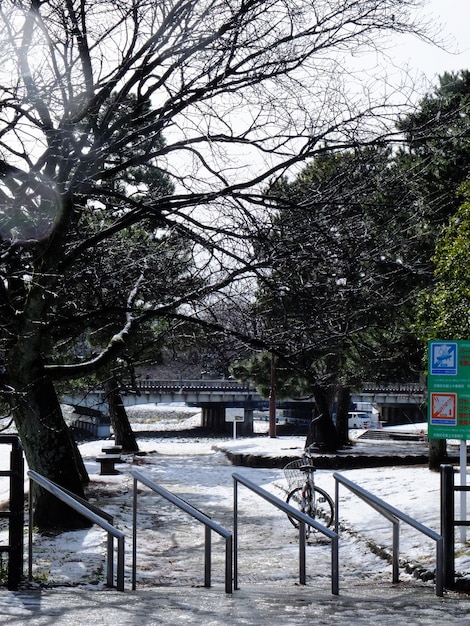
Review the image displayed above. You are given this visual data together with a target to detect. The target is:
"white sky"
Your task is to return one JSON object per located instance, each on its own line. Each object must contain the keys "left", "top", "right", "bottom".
{"left": 393, "top": 0, "right": 470, "bottom": 82}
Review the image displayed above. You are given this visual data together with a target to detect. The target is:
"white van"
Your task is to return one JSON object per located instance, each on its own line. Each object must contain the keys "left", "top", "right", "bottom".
{"left": 348, "top": 411, "right": 371, "bottom": 429}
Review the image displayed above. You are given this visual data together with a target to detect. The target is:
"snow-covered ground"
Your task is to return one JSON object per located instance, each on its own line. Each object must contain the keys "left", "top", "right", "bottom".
{"left": 1, "top": 403, "right": 470, "bottom": 593}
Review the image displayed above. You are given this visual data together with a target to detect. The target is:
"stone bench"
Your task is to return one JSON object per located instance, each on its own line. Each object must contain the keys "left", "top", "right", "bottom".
{"left": 95, "top": 454, "right": 124, "bottom": 475}
{"left": 101, "top": 445, "right": 123, "bottom": 455}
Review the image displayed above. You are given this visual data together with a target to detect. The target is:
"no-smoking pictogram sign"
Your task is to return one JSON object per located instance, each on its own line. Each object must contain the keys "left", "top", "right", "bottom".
{"left": 428, "top": 340, "right": 470, "bottom": 439}
{"left": 431, "top": 392, "right": 457, "bottom": 423}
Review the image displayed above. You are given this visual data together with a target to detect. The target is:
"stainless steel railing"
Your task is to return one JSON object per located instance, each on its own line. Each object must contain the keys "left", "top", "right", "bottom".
{"left": 130, "top": 468, "right": 233, "bottom": 593}
{"left": 27, "top": 470, "right": 125, "bottom": 591}
{"left": 232, "top": 472, "right": 339, "bottom": 594}
{"left": 333, "top": 472, "right": 444, "bottom": 596}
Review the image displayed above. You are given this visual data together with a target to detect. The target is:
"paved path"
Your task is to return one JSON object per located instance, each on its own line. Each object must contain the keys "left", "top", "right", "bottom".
{"left": 1, "top": 580, "right": 469, "bottom": 625}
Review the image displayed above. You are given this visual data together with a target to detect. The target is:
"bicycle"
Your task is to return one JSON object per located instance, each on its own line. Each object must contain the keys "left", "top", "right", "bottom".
{"left": 283, "top": 445, "right": 334, "bottom": 537}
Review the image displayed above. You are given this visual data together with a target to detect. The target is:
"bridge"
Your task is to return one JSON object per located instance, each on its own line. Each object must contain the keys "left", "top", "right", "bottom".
{"left": 63, "top": 379, "right": 264, "bottom": 409}
{"left": 352, "top": 382, "right": 426, "bottom": 425}
{"left": 63, "top": 379, "right": 426, "bottom": 434}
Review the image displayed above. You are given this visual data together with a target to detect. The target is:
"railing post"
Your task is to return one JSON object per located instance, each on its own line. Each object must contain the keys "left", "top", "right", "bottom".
{"left": 204, "top": 525, "right": 211, "bottom": 587}
{"left": 28, "top": 479, "right": 33, "bottom": 583}
{"left": 233, "top": 476, "right": 239, "bottom": 590}
{"left": 117, "top": 536, "right": 125, "bottom": 592}
{"left": 106, "top": 533, "right": 114, "bottom": 587}
{"left": 435, "top": 537, "right": 444, "bottom": 597}
{"left": 132, "top": 477, "right": 138, "bottom": 590}
{"left": 332, "top": 478, "right": 339, "bottom": 595}
{"left": 299, "top": 522, "right": 306, "bottom": 585}
{"left": 331, "top": 534, "right": 339, "bottom": 595}
{"left": 334, "top": 479, "right": 339, "bottom": 534}
{"left": 441, "top": 464, "right": 455, "bottom": 588}
{"left": 392, "top": 520, "right": 400, "bottom": 583}
{"left": 8, "top": 438, "right": 24, "bottom": 590}
{"left": 225, "top": 535, "right": 233, "bottom": 594}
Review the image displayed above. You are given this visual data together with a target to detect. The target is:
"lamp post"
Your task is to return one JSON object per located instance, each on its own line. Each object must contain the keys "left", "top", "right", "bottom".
{"left": 269, "top": 353, "right": 276, "bottom": 438}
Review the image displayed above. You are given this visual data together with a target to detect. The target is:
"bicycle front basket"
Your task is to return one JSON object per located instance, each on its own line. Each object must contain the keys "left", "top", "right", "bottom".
{"left": 283, "top": 458, "right": 305, "bottom": 489}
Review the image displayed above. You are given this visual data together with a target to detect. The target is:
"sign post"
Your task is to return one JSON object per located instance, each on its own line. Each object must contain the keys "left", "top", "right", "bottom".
{"left": 428, "top": 340, "right": 470, "bottom": 541}
{"left": 225, "top": 414, "right": 244, "bottom": 440}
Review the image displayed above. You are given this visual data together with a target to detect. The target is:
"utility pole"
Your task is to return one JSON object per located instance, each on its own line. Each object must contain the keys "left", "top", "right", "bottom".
{"left": 269, "top": 353, "right": 276, "bottom": 438}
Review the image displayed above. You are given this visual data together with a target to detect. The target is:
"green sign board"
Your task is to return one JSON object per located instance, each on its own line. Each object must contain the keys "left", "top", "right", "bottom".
{"left": 428, "top": 340, "right": 470, "bottom": 440}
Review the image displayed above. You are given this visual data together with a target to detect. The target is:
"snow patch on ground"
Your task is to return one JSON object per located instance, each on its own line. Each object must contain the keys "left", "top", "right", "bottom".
{"left": 1, "top": 406, "right": 470, "bottom": 592}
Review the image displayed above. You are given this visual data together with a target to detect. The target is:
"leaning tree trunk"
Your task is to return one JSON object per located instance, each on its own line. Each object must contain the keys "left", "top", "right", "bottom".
{"left": 105, "top": 377, "right": 139, "bottom": 453}
{"left": 7, "top": 354, "right": 90, "bottom": 529}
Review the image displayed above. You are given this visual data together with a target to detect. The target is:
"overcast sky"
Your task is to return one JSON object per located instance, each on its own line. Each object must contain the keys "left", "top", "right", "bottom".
{"left": 393, "top": 0, "right": 470, "bottom": 82}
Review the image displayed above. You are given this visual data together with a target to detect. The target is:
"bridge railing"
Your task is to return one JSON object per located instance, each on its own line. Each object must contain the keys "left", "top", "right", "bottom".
{"left": 134, "top": 379, "right": 253, "bottom": 392}
{"left": 134, "top": 379, "right": 424, "bottom": 393}
{"left": 361, "top": 382, "right": 425, "bottom": 394}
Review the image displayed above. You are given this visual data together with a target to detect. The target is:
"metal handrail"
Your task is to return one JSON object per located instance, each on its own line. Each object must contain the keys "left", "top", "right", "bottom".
{"left": 27, "top": 470, "right": 125, "bottom": 591}
{"left": 333, "top": 472, "right": 444, "bottom": 597}
{"left": 130, "top": 468, "right": 233, "bottom": 593}
{"left": 232, "top": 472, "right": 339, "bottom": 594}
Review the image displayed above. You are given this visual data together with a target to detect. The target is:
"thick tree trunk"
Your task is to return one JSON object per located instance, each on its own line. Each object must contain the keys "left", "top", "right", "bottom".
{"left": 428, "top": 438, "right": 447, "bottom": 471}
{"left": 7, "top": 352, "right": 90, "bottom": 529}
{"left": 105, "top": 377, "right": 139, "bottom": 453}
{"left": 335, "top": 385, "right": 350, "bottom": 447}
{"left": 305, "top": 385, "right": 338, "bottom": 452}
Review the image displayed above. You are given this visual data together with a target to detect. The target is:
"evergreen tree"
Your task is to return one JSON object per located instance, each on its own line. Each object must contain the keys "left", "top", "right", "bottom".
{"left": 417, "top": 182, "right": 470, "bottom": 339}
{"left": 397, "top": 70, "right": 470, "bottom": 248}
{"left": 245, "top": 146, "right": 423, "bottom": 448}
{"left": 398, "top": 71, "right": 470, "bottom": 469}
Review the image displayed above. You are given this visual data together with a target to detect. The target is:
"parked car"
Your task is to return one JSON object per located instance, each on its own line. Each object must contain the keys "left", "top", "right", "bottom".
{"left": 348, "top": 411, "right": 371, "bottom": 429}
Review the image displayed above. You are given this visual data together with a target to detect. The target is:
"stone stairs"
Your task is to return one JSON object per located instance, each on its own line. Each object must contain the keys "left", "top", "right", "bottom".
{"left": 358, "top": 429, "right": 427, "bottom": 442}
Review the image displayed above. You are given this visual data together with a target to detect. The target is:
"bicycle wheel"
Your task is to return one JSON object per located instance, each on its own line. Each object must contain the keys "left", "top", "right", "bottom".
{"left": 310, "top": 486, "right": 334, "bottom": 529}
{"left": 286, "top": 486, "right": 306, "bottom": 529}
{"left": 286, "top": 485, "right": 334, "bottom": 531}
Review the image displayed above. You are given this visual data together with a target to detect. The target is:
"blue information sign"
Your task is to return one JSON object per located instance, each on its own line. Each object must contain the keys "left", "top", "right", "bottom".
{"left": 428, "top": 340, "right": 470, "bottom": 440}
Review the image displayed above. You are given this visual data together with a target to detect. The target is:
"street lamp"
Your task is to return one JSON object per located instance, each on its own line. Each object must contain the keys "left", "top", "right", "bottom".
{"left": 269, "top": 353, "right": 276, "bottom": 438}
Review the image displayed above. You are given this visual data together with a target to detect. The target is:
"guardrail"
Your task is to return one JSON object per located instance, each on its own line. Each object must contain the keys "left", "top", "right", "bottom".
{"left": 27, "top": 470, "right": 125, "bottom": 591}
{"left": 131, "top": 468, "right": 233, "bottom": 593}
{"left": 333, "top": 472, "right": 444, "bottom": 596}
{"left": 232, "top": 472, "right": 339, "bottom": 594}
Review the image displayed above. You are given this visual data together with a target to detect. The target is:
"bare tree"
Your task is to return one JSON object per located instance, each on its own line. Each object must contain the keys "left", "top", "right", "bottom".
{"left": 0, "top": 0, "right": 430, "bottom": 526}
